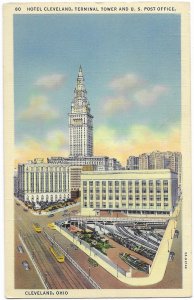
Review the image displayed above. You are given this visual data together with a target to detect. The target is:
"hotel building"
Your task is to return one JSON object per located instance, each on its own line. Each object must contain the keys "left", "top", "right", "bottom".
{"left": 17, "top": 159, "right": 71, "bottom": 202}
{"left": 81, "top": 169, "right": 178, "bottom": 216}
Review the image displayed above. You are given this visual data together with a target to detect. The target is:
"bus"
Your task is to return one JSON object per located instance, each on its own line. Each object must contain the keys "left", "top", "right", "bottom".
{"left": 47, "top": 223, "right": 56, "bottom": 230}
{"left": 50, "top": 245, "right": 65, "bottom": 262}
{"left": 33, "top": 223, "right": 42, "bottom": 233}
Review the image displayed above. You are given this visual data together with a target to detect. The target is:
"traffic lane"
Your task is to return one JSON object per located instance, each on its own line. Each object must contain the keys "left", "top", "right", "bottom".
{"left": 23, "top": 232, "right": 94, "bottom": 289}
{"left": 16, "top": 207, "right": 94, "bottom": 289}
{"left": 15, "top": 226, "right": 43, "bottom": 289}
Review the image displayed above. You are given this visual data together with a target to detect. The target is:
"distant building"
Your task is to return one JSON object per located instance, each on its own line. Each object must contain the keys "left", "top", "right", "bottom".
{"left": 127, "top": 151, "right": 182, "bottom": 185}
{"left": 81, "top": 169, "right": 178, "bottom": 216}
{"left": 126, "top": 156, "right": 139, "bottom": 170}
{"left": 47, "top": 155, "right": 121, "bottom": 171}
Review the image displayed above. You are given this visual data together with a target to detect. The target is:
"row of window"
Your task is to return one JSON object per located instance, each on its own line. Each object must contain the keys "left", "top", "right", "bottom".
{"left": 83, "top": 180, "right": 169, "bottom": 186}
{"left": 83, "top": 203, "right": 169, "bottom": 208}
{"left": 83, "top": 188, "right": 168, "bottom": 194}
{"left": 83, "top": 195, "right": 169, "bottom": 201}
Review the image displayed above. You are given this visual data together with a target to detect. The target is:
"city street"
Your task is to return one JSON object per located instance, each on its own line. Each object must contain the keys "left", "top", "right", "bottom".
{"left": 15, "top": 200, "right": 182, "bottom": 289}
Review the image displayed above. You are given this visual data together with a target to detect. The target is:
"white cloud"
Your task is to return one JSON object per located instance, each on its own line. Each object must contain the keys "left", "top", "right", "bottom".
{"left": 35, "top": 73, "right": 66, "bottom": 90}
{"left": 103, "top": 96, "right": 133, "bottom": 115}
{"left": 134, "top": 85, "right": 168, "bottom": 106}
{"left": 109, "top": 73, "right": 144, "bottom": 92}
{"left": 19, "top": 96, "right": 59, "bottom": 120}
{"left": 15, "top": 130, "right": 69, "bottom": 165}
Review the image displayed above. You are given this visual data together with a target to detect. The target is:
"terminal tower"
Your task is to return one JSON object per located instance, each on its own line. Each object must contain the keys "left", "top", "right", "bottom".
{"left": 69, "top": 66, "right": 93, "bottom": 157}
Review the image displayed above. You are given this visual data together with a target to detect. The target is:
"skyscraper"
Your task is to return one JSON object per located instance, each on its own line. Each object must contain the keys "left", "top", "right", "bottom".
{"left": 69, "top": 66, "right": 93, "bottom": 157}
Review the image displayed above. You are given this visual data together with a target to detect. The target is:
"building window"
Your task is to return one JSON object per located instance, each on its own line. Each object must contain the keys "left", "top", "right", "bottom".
{"left": 142, "top": 188, "right": 146, "bottom": 193}
{"left": 115, "top": 181, "right": 119, "bottom": 186}
{"left": 84, "top": 202, "right": 87, "bottom": 207}
{"left": 135, "top": 181, "right": 139, "bottom": 186}
{"left": 128, "top": 195, "right": 133, "bottom": 200}
{"left": 156, "top": 196, "right": 161, "bottom": 201}
{"left": 115, "top": 196, "right": 119, "bottom": 200}
{"left": 102, "top": 195, "right": 106, "bottom": 200}
{"left": 142, "top": 196, "right": 147, "bottom": 201}
{"left": 164, "top": 203, "right": 169, "bottom": 207}
{"left": 135, "top": 196, "right": 139, "bottom": 201}
{"left": 164, "top": 196, "right": 168, "bottom": 201}
{"left": 122, "top": 195, "right": 126, "bottom": 200}
{"left": 135, "top": 189, "right": 139, "bottom": 193}
{"left": 95, "top": 181, "right": 100, "bottom": 186}
{"left": 128, "top": 181, "right": 132, "bottom": 186}
{"left": 108, "top": 181, "right": 113, "bottom": 186}
{"left": 89, "top": 181, "right": 93, "bottom": 186}
{"left": 102, "top": 181, "right": 106, "bottom": 186}
{"left": 149, "top": 180, "right": 153, "bottom": 186}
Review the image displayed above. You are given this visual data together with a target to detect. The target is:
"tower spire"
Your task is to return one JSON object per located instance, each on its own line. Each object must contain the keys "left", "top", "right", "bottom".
{"left": 78, "top": 65, "right": 83, "bottom": 77}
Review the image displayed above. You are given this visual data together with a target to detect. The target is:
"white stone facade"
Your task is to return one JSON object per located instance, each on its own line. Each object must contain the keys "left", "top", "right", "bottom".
{"left": 18, "top": 161, "right": 71, "bottom": 203}
{"left": 81, "top": 169, "right": 178, "bottom": 216}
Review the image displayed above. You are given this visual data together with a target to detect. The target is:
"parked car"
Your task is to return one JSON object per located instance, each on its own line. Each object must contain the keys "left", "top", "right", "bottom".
{"left": 22, "top": 260, "right": 30, "bottom": 271}
{"left": 17, "top": 245, "right": 24, "bottom": 253}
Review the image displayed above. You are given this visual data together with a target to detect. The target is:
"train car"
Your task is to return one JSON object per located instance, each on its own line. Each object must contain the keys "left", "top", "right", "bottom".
{"left": 50, "top": 245, "right": 65, "bottom": 262}
{"left": 32, "top": 223, "right": 42, "bottom": 233}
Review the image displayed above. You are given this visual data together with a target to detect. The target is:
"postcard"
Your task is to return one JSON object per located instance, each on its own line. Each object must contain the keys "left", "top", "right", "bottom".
{"left": 3, "top": 2, "right": 191, "bottom": 298}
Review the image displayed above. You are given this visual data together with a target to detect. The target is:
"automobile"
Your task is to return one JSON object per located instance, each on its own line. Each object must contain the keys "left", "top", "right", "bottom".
{"left": 22, "top": 260, "right": 30, "bottom": 271}
{"left": 17, "top": 245, "right": 24, "bottom": 253}
{"left": 16, "top": 202, "right": 20, "bottom": 206}
{"left": 23, "top": 208, "right": 28, "bottom": 212}
{"left": 48, "top": 214, "right": 54, "bottom": 217}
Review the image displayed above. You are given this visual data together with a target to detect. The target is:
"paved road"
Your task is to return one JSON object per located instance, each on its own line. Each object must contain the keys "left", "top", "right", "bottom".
{"left": 15, "top": 203, "right": 93, "bottom": 289}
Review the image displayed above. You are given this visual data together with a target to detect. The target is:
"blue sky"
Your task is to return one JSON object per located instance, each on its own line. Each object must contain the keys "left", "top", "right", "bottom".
{"left": 14, "top": 13, "right": 181, "bottom": 164}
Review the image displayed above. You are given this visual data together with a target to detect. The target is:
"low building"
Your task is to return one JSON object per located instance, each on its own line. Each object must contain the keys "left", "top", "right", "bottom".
{"left": 47, "top": 155, "right": 122, "bottom": 171}
{"left": 81, "top": 169, "right": 178, "bottom": 216}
